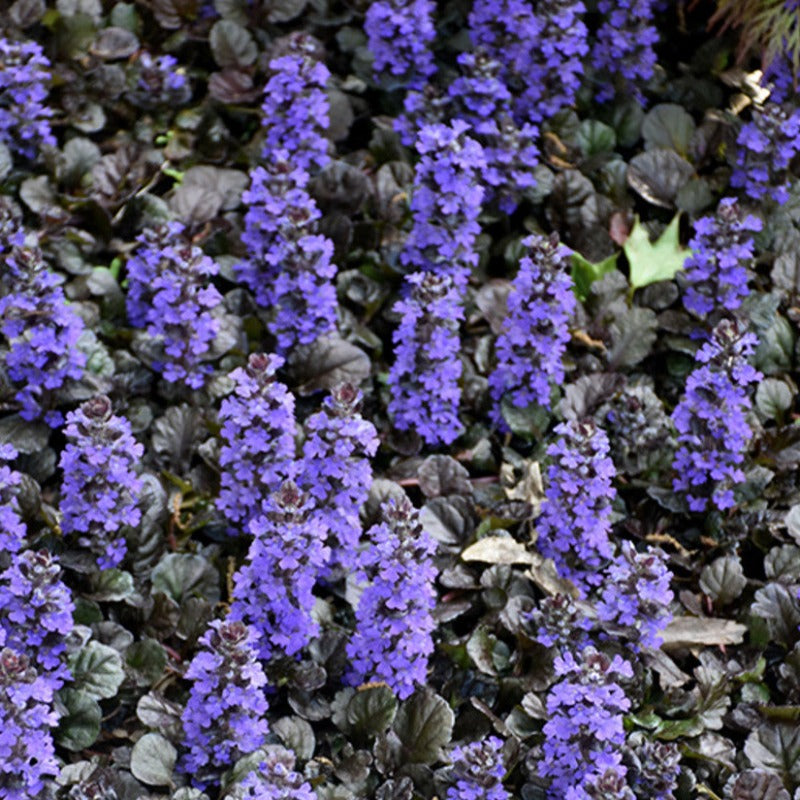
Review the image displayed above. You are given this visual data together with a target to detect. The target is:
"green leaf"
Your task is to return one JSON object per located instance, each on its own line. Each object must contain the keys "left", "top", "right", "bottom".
{"left": 68, "top": 640, "right": 126, "bottom": 700}
{"left": 393, "top": 689, "right": 454, "bottom": 764}
{"left": 126, "top": 638, "right": 168, "bottom": 686}
{"left": 346, "top": 685, "right": 398, "bottom": 738}
{"left": 642, "top": 103, "right": 696, "bottom": 157}
{"left": 55, "top": 689, "right": 102, "bottom": 751}
{"left": 131, "top": 732, "right": 177, "bottom": 786}
{"left": 577, "top": 119, "right": 616, "bottom": 157}
{"left": 151, "top": 553, "right": 220, "bottom": 605}
{"left": 87, "top": 568, "right": 134, "bottom": 602}
{"left": 624, "top": 214, "right": 688, "bottom": 292}
{"left": 756, "top": 378, "right": 794, "bottom": 421}
{"left": 570, "top": 251, "right": 620, "bottom": 301}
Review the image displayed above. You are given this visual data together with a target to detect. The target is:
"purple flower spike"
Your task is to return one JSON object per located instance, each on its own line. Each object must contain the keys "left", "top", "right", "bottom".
{"left": 346, "top": 496, "right": 437, "bottom": 699}
{"left": 388, "top": 271, "right": 464, "bottom": 447}
{"left": 447, "top": 736, "right": 509, "bottom": 800}
{"left": 180, "top": 619, "right": 270, "bottom": 788}
{"left": 59, "top": 396, "right": 143, "bottom": 570}
{"left": 230, "top": 746, "right": 316, "bottom": 800}
{"left": 0, "top": 445, "right": 26, "bottom": 555}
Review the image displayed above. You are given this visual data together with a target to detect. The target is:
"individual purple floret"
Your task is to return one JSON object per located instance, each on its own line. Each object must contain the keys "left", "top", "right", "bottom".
{"left": 261, "top": 32, "right": 330, "bottom": 173}
{"left": 180, "top": 619, "right": 270, "bottom": 788}
{"left": 540, "top": 646, "right": 633, "bottom": 798}
{"left": 230, "top": 482, "right": 330, "bottom": 661}
{"left": 671, "top": 319, "right": 761, "bottom": 512}
{"left": 59, "top": 396, "right": 143, "bottom": 570}
{"left": 682, "top": 198, "right": 762, "bottom": 317}
{"left": 489, "top": 233, "right": 575, "bottom": 428}
{"left": 528, "top": 593, "right": 593, "bottom": 650}
{"left": 346, "top": 496, "right": 437, "bottom": 699}
{"left": 626, "top": 737, "right": 681, "bottom": 800}
{"left": 300, "top": 384, "right": 379, "bottom": 556}
{"left": 230, "top": 746, "right": 316, "bottom": 800}
{"left": 732, "top": 102, "right": 800, "bottom": 205}
{"left": 536, "top": 420, "right": 617, "bottom": 596}
{"left": 401, "top": 121, "right": 485, "bottom": 288}
{"left": 364, "top": 0, "right": 437, "bottom": 89}
{"left": 217, "top": 353, "right": 297, "bottom": 530}
{"left": 446, "top": 737, "right": 509, "bottom": 800}
{"left": 0, "top": 647, "right": 60, "bottom": 799}
{"left": 0, "top": 445, "right": 26, "bottom": 555}
{"left": 126, "top": 222, "right": 223, "bottom": 389}
{"left": 597, "top": 542, "right": 673, "bottom": 651}
{"left": 592, "top": 0, "right": 659, "bottom": 104}
{"left": 388, "top": 271, "right": 464, "bottom": 447}
{"left": 0, "top": 549, "right": 74, "bottom": 692}
{"left": 127, "top": 52, "right": 191, "bottom": 108}
{"left": 0, "top": 37, "right": 56, "bottom": 158}
{"left": 0, "top": 232, "right": 86, "bottom": 426}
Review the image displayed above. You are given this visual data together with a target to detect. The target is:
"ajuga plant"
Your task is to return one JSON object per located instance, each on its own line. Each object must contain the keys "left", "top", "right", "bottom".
{"left": 528, "top": 593, "right": 593, "bottom": 650}
{"left": 624, "top": 735, "right": 681, "bottom": 800}
{"left": 300, "top": 383, "right": 379, "bottom": 556}
{"left": 592, "top": 0, "right": 660, "bottom": 104}
{"left": 346, "top": 496, "right": 437, "bottom": 699}
{"left": 539, "top": 646, "right": 633, "bottom": 798}
{"left": 0, "top": 445, "right": 26, "bottom": 555}
{"left": 126, "top": 52, "right": 191, "bottom": 109}
{"left": 536, "top": 420, "right": 616, "bottom": 595}
{"left": 217, "top": 353, "right": 297, "bottom": 530}
{"left": 0, "top": 549, "right": 74, "bottom": 693}
{"left": 387, "top": 270, "right": 464, "bottom": 446}
{"left": 731, "top": 101, "right": 800, "bottom": 204}
{"left": 0, "top": 37, "right": 55, "bottom": 158}
{"left": 0, "top": 231, "right": 86, "bottom": 425}
{"left": 0, "top": 645, "right": 60, "bottom": 798}
{"left": 682, "top": 198, "right": 761, "bottom": 318}
{"left": 59, "top": 396, "right": 143, "bottom": 569}
{"left": 671, "top": 319, "right": 761, "bottom": 512}
{"left": 446, "top": 737, "right": 509, "bottom": 800}
{"left": 489, "top": 233, "right": 575, "bottom": 428}
{"left": 230, "top": 482, "right": 330, "bottom": 661}
{"left": 180, "top": 619, "right": 270, "bottom": 788}
{"left": 125, "top": 222, "right": 223, "bottom": 389}
{"left": 401, "top": 120, "right": 485, "bottom": 288}
{"left": 228, "top": 746, "right": 316, "bottom": 800}
{"left": 364, "top": 0, "right": 437, "bottom": 89}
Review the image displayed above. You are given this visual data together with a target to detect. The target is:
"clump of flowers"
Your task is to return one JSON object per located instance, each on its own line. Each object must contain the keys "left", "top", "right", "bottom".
{"left": 300, "top": 383, "right": 379, "bottom": 556}
{"left": 230, "top": 482, "right": 330, "bottom": 661}
{"left": 401, "top": 121, "right": 486, "bottom": 288}
{"left": 59, "top": 396, "right": 143, "bottom": 569}
{"left": 682, "top": 198, "right": 762, "bottom": 318}
{"left": 0, "top": 37, "right": 56, "bottom": 158}
{"left": 388, "top": 271, "right": 464, "bottom": 446}
{"left": 528, "top": 593, "right": 593, "bottom": 650}
{"left": 364, "top": 0, "right": 436, "bottom": 89}
{"left": 489, "top": 233, "right": 575, "bottom": 428}
{"left": 227, "top": 746, "right": 316, "bottom": 800}
{"left": 180, "top": 619, "right": 270, "bottom": 788}
{"left": 127, "top": 52, "right": 191, "bottom": 108}
{"left": 0, "top": 232, "right": 86, "bottom": 425}
{"left": 217, "top": 353, "right": 297, "bottom": 530}
{"left": 0, "top": 646, "right": 60, "bottom": 797}
{"left": 0, "top": 549, "right": 74, "bottom": 692}
{"left": 592, "top": 0, "right": 659, "bottom": 104}
{"left": 539, "top": 646, "right": 633, "bottom": 798}
{"left": 536, "top": 420, "right": 617, "bottom": 595}
{"left": 625, "top": 736, "right": 681, "bottom": 800}
{"left": 732, "top": 102, "right": 800, "bottom": 204}
{"left": 671, "top": 319, "right": 761, "bottom": 512}
{"left": 0, "top": 445, "right": 26, "bottom": 555}
{"left": 597, "top": 542, "right": 673, "bottom": 651}
{"left": 346, "top": 496, "right": 437, "bottom": 699}
{"left": 447, "top": 737, "right": 508, "bottom": 800}
{"left": 126, "top": 222, "right": 223, "bottom": 389}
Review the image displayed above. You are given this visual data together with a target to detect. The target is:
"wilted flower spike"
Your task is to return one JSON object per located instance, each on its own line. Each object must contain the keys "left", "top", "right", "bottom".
{"left": 218, "top": 353, "right": 297, "bottom": 530}
{"left": 346, "top": 496, "right": 437, "bottom": 699}
{"left": 0, "top": 549, "right": 74, "bottom": 693}
{"left": 490, "top": 233, "right": 575, "bottom": 428}
{"left": 671, "top": 319, "right": 761, "bottom": 512}
{"left": 300, "top": 384, "right": 379, "bottom": 557}
{"left": 230, "top": 482, "right": 330, "bottom": 660}
{"left": 0, "top": 445, "right": 26, "bottom": 555}
{"left": 0, "top": 37, "right": 56, "bottom": 158}
{"left": 682, "top": 198, "right": 762, "bottom": 317}
{"left": 180, "top": 619, "right": 270, "bottom": 788}
{"left": 364, "top": 0, "right": 437, "bottom": 89}
{"left": 0, "top": 232, "right": 86, "bottom": 425}
{"left": 0, "top": 647, "right": 60, "bottom": 798}
{"left": 126, "top": 222, "right": 223, "bottom": 389}
{"left": 59, "top": 396, "right": 144, "bottom": 569}
{"left": 536, "top": 420, "right": 617, "bottom": 595}
{"left": 447, "top": 737, "right": 509, "bottom": 800}
{"left": 388, "top": 271, "right": 464, "bottom": 446}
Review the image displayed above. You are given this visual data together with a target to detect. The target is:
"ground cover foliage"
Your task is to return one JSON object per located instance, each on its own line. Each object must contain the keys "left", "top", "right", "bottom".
{"left": 2, "top": 0, "right": 800, "bottom": 798}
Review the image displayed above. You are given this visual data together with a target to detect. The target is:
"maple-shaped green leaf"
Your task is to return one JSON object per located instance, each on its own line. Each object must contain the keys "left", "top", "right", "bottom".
{"left": 624, "top": 213, "right": 689, "bottom": 292}
{"left": 570, "top": 251, "right": 620, "bottom": 301}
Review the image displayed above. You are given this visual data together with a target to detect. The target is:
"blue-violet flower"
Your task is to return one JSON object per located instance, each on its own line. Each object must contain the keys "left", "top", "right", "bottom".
{"left": 446, "top": 736, "right": 509, "bottom": 800}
